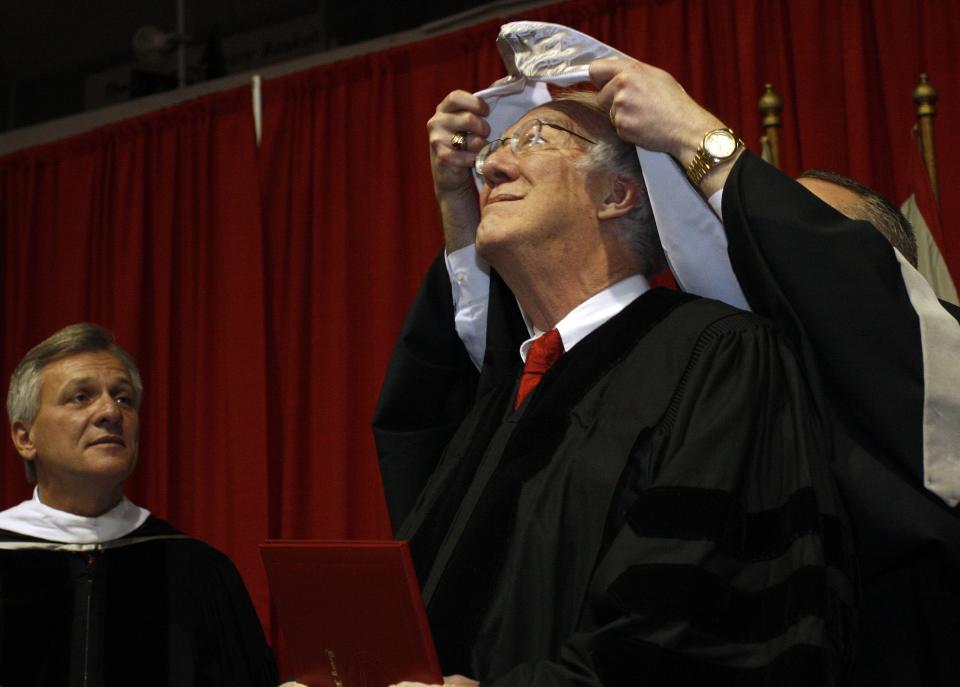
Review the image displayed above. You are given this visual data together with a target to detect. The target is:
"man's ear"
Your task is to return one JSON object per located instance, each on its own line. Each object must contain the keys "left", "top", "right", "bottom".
{"left": 597, "top": 175, "right": 640, "bottom": 221}
{"left": 11, "top": 421, "right": 37, "bottom": 460}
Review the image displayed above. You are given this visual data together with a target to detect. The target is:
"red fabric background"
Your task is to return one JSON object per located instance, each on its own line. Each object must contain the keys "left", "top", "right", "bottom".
{"left": 2, "top": 0, "right": 959, "bottom": 673}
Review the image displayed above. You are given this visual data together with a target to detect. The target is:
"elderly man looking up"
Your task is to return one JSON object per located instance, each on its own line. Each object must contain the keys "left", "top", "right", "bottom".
{"left": 0, "top": 323, "right": 278, "bottom": 687}
{"left": 376, "top": 89, "right": 857, "bottom": 686}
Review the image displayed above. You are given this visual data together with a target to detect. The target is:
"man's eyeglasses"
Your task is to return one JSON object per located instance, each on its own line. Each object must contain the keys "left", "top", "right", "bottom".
{"left": 474, "top": 119, "right": 596, "bottom": 177}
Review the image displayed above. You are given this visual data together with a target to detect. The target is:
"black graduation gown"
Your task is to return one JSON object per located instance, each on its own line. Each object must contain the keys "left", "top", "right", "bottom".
{"left": 722, "top": 151, "right": 960, "bottom": 687}
{"left": 396, "top": 288, "right": 856, "bottom": 686}
{"left": 0, "top": 516, "right": 278, "bottom": 687}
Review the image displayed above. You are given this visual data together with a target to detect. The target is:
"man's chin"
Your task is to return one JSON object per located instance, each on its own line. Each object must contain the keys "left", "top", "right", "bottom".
{"left": 84, "top": 446, "right": 139, "bottom": 476}
{"left": 475, "top": 223, "right": 513, "bottom": 263}
{"left": 86, "top": 444, "right": 133, "bottom": 459}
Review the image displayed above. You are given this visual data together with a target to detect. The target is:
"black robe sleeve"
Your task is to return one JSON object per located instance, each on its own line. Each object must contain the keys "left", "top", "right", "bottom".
{"left": 722, "top": 152, "right": 931, "bottom": 480}
{"left": 372, "top": 251, "right": 481, "bottom": 529}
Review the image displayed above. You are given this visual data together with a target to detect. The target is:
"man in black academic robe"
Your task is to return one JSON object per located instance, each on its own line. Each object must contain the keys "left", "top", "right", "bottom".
{"left": 0, "top": 323, "right": 278, "bottom": 687}
{"left": 720, "top": 153, "right": 960, "bottom": 687}
{"left": 377, "top": 88, "right": 856, "bottom": 685}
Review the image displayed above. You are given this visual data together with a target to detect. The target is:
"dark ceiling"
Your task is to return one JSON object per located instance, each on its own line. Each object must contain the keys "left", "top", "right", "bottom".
{"left": 0, "top": 0, "right": 500, "bottom": 134}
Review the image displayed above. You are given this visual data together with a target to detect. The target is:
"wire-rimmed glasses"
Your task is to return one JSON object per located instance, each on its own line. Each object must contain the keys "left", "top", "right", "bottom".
{"left": 474, "top": 119, "right": 596, "bottom": 177}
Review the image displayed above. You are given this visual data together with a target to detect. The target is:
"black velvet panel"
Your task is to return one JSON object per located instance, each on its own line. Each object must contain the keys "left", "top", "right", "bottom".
{"left": 626, "top": 486, "right": 848, "bottom": 567}
{"left": 0, "top": 547, "right": 75, "bottom": 685}
{"left": 594, "top": 639, "right": 828, "bottom": 687}
{"left": 607, "top": 564, "right": 852, "bottom": 643}
{"left": 102, "top": 544, "right": 171, "bottom": 685}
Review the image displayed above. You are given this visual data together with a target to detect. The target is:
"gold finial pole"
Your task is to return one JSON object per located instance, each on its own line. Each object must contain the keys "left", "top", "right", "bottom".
{"left": 914, "top": 73, "right": 939, "bottom": 203}
{"left": 758, "top": 83, "right": 783, "bottom": 169}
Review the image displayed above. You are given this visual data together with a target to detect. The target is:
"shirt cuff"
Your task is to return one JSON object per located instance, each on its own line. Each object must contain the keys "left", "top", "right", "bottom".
{"left": 445, "top": 245, "right": 490, "bottom": 370}
{"left": 708, "top": 188, "right": 723, "bottom": 218}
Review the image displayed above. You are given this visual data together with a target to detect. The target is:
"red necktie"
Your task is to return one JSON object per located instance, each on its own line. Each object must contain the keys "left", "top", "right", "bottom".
{"left": 514, "top": 328, "right": 564, "bottom": 409}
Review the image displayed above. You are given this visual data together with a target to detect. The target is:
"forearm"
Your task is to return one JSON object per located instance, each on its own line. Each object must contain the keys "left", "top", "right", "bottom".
{"left": 437, "top": 186, "right": 480, "bottom": 253}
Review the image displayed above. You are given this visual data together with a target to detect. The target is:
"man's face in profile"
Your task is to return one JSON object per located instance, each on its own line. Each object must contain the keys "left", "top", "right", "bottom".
{"left": 12, "top": 351, "right": 140, "bottom": 492}
{"left": 475, "top": 106, "right": 601, "bottom": 262}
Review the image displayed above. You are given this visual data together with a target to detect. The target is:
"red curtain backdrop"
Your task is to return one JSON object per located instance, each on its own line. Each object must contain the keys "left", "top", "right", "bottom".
{"left": 3, "top": 0, "right": 960, "bottom": 671}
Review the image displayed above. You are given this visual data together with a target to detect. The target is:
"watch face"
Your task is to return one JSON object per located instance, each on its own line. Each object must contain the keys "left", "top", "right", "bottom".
{"left": 704, "top": 130, "right": 737, "bottom": 158}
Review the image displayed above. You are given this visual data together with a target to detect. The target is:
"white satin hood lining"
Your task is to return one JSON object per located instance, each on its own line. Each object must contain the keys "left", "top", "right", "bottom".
{"left": 897, "top": 252, "right": 960, "bottom": 507}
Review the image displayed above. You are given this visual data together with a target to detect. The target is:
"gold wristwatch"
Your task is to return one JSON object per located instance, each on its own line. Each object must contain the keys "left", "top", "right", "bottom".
{"left": 686, "top": 128, "right": 742, "bottom": 186}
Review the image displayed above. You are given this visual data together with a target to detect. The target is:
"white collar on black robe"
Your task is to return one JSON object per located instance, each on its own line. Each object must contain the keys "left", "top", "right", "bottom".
{"left": 0, "top": 487, "right": 151, "bottom": 544}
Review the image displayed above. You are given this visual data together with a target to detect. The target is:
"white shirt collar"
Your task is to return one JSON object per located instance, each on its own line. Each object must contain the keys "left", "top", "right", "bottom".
{"left": 520, "top": 274, "right": 650, "bottom": 361}
{"left": 0, "top": 488, "right": 151, "bottom": 544}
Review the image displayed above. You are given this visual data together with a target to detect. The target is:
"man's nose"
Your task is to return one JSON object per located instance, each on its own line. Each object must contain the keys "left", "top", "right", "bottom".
{"left": 93, "top": 393, "right": 123, "bottom": 427}
{"left": 481, "top": 145, "right": 520, "bottom": 186}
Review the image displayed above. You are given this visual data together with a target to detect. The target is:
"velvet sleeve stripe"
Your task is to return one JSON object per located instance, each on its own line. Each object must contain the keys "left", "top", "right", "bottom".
{"left": 594, "top": 639, "right": 831, "bottom": 687}
{"left": 607, "top": 563, "right": 853, "bottom": 644}
{"left": 600, "top": 535, "right": 854, "bottom": 608}
{"left": 626, "top": 486, "right": 849, "bottom": 568}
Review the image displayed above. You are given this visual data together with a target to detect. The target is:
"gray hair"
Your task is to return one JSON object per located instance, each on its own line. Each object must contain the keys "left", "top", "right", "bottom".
{"left": 550, "top": 91, "right": 667, "bottom": 277}
{"left": 7, "top": 323, "right": 143, "bottom": 483}
{"left": 799, "top": 168, "right": 918, "bottom": 267}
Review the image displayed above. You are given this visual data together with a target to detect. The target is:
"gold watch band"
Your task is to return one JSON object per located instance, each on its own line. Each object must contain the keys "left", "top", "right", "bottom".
{"left": 685, "top": 128, "right": 743, "bottom": 186}
{"left": 686, "top": 153, "right": 714, "bottom": 185}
